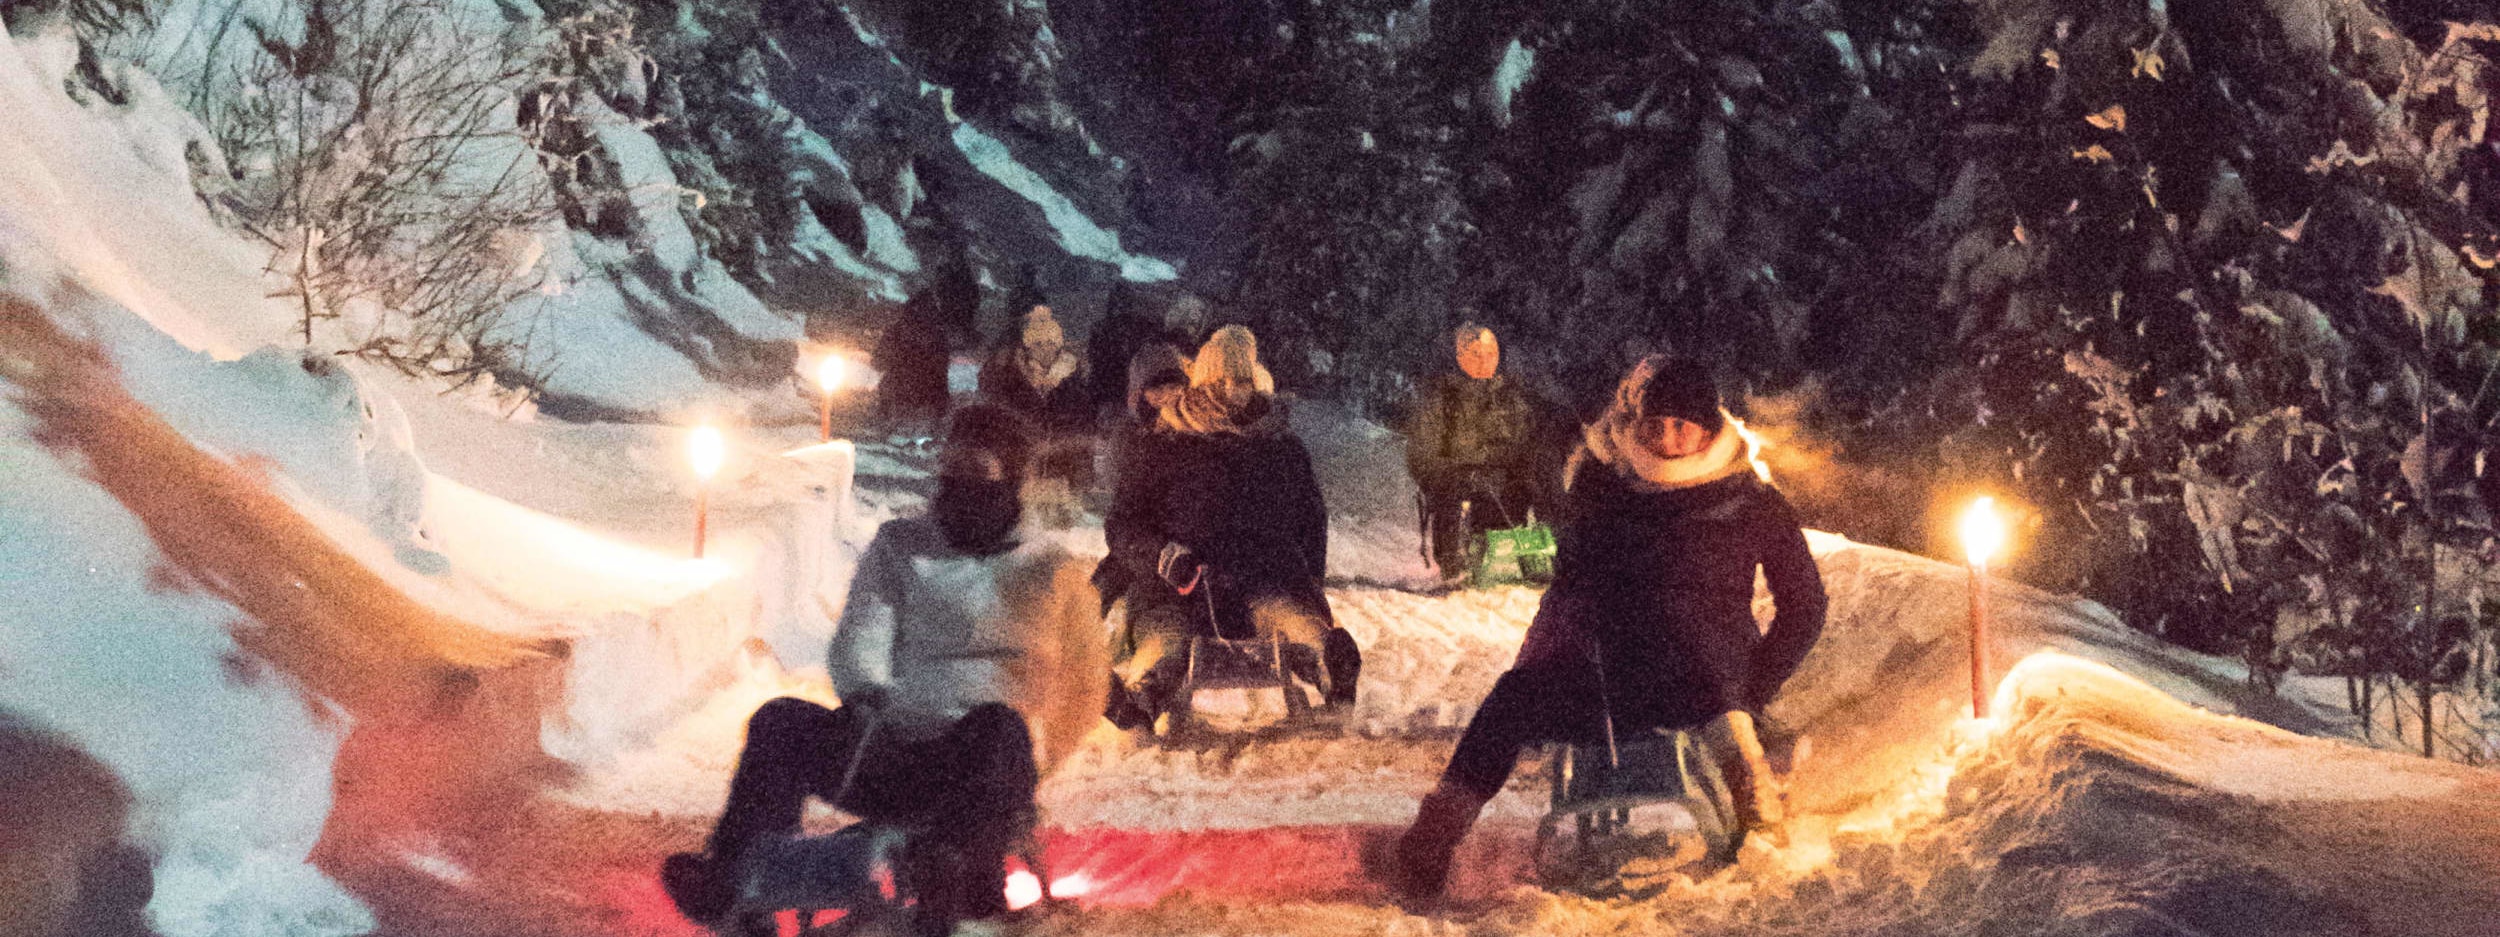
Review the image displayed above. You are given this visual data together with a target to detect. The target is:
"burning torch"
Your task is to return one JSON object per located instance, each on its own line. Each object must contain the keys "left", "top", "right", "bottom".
{"left": 690, "top": 424, "right": 726, "bottom": 558}
{"left": 1960, "top": 496, "right": 2006, "bottom": 718}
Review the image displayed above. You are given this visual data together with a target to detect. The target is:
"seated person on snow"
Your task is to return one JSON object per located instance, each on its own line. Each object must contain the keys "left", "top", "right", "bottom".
{"left": 1404, "top": 322, "right": 1549, "bottom": 581}
{"left": 663, "top": 404, "right": 1107, "bottom": 925}
{"left": 980, "top": 305, "right": 1096, "bottom": 501}
{"left": 978, "top": 305, "right": 1092, "bottom": 434}
{"left": 1102, "top": 325, "right": 1362, "bottom": 724}
{"left": 1091, "top": 344, "right": 1193, "bottom": 616}
{"left": 1386, "top": 355, "right": 1827, "bottom": 905}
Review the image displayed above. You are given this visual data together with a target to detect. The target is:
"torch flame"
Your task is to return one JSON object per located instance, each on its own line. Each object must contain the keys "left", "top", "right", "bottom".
{"left": 816, "top": 355, "right": 846, "bottom": 394}
{"left": 1728, "top": 415, "right": 1773, "bottom": 483}
{"left": 1960, "top": 496, "right": 2005, "bottom": 567}
{"left": 689, "top": 424, "right": 726, "bottom": 481}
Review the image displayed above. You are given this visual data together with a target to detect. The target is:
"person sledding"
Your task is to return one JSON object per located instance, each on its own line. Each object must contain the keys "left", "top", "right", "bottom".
{"left": 1101, "top": 325, "right": 1362, "bottom": 730}
{"left": 1383, "top": 354, "right": 1827, "bottom": 906}
{"left": 661, "top": 404, "right": 1105, "bottom": 928}
{"left": 1404, "top": 322, "right": 1552, "bottom": 585}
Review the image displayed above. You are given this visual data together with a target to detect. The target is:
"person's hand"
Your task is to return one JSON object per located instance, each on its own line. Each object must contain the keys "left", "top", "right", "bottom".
{"left": 846, "top": 685, "right": 892, "bottom": 711}
{"left": 1156, "top": 542, "right": 1204, "bottom": 594}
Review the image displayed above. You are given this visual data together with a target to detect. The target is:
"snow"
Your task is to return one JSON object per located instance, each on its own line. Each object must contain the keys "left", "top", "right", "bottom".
{"left": 948, "top": 122, "right": 1179, "bottom": 283}
{"left": 10, "top": 9, "right": 2500, "bottom": 937}
{"left": 0, "top": 371, "right": 370, "bottom": 937}
{"left": 1491, "top": 38, "right": 1536, "bottom": 128}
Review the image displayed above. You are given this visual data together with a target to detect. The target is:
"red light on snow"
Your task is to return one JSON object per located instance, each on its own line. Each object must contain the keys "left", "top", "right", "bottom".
{"left": 1048, "top": 873, "right": 1093, "bottom": 898}
{"left": 1004, "top": 869, "right": 1045, "bottom": 911}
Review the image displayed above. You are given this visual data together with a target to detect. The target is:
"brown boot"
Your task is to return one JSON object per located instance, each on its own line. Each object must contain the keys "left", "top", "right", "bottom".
{"left": 1384, "top": 783, "right": 1487, "bottom": 907}
{"left": 1705, "top": 711, "right": 1784, "bottom": 837}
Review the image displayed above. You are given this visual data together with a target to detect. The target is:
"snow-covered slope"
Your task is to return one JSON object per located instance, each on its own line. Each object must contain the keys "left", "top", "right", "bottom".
{"left": 8, "top": 12, "right": 2500, "bottom": 937}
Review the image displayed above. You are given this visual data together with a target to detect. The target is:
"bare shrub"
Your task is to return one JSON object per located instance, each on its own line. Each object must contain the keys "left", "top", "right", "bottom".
{"left": 192, "top": 0, "right": 559, "bottom": 390}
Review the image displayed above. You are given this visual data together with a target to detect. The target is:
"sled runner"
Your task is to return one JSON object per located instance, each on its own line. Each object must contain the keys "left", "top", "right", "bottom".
{"left": 1531, "top": 717, "right": 1808, "bottom": 888}
{"left": 1155, "top": 631, "right": 1308, "bottom": 737}
{"left": 1530, "top": 727, "right": 1743, "bottom": 888}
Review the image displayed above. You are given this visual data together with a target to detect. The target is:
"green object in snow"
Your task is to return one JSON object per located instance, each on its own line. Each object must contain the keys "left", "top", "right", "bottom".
{"left": 1471, "top": 522, "right": 1556, "bottom": 586}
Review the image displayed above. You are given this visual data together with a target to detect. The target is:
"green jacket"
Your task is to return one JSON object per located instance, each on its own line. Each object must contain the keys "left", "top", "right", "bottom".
{"left": 1406, "top": 371, "right": 1534, "bottom": 489}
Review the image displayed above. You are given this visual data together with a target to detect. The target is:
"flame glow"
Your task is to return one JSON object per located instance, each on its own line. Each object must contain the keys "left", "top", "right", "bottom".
{"left": 816, "top": 355, "right": 846, "bottom": 393}
{"left": 1729, "top": 415, "right": 1773, "bottom": 482}
{"left": 1005, "top": 869, "right": 1045, "bottom": 911}
{"left": 1048, "top": 873, "right": 1094, "bottom": 898}
{"left": 1960, "top": 496, "right": 2005, "bottom": 567}
{"left": 689, "top": 425, "right": 726, "bottom": 481}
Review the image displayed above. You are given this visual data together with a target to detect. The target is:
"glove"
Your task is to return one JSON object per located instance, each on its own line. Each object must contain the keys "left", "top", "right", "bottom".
{"left": 1156, "top": 542, "right": 1205, "bottom": 594}
{"left": 845, "top": 685, "right": 892, "bottom": 711}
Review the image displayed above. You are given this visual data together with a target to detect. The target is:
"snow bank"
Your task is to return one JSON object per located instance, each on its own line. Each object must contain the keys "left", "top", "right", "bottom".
{"left": 0, "top": 358, "right": 369, "bottom": 937}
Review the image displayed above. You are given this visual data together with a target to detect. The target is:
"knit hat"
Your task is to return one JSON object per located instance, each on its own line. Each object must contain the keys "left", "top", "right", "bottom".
{"left": 1187, "top": 324, "right": 1275, "bottom": 394}
{"left": 1571, "top": 355, "right": 1747, "bottom": 491}
{"left": 1636, "top": 356, "right": 1724, "bottom": 431}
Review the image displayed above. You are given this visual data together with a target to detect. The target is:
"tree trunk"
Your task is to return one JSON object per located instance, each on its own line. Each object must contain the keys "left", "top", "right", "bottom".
{"left": 2420, "top": 684, "right": 2438, "bottom": 759}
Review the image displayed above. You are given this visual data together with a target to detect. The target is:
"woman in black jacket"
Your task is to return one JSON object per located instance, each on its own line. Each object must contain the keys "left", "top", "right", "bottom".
{"left": 1386, "top": 355, "right": 1827, "bottom": 904}
{"left": 1103, "top": 326, "right": 1360, "bottom": 721}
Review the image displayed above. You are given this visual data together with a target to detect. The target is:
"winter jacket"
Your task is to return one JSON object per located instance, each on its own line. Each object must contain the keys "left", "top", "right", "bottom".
{"left": 1513, "top": 454, "right": 1826, "bottom": 729}
{"left": 1406, "top": 372, "right": 1536, "bottom": 492}
{"left": 1104, "top": 393, "right": 1327, "bottom": 603}
{"left": 1091, "top": 417, "right": 1178, "bottom": 615}
{"left": 829, "top": 517, "right": 1106, "bottom": 770}
{"left": 977, "top": 345, "right": 1091, "bottom": 432}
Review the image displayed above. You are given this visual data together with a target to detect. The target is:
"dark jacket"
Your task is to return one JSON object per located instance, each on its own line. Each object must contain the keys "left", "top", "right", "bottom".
{"left": 1090, "top": 418, "right": 1177, "bottom": 615}
{"left": 1515, "top": 462, "right": 1825, "bottom": 728}
{"left": 1406, "top": 372, "right": 1536, "bottom": 491}
{"left": 976, "top": 346, "right": 1091, "bottom": 432}
{"left": 1104, "top": 399, "right": 1328, "bottom": 603}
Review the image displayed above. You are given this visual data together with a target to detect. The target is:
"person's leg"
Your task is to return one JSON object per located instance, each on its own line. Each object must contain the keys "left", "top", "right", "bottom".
{"left": 884, "top": 704, "right": 1038, "bottom": 921}
{"left": 1394, "top": 666, "right": 1596, "bottom": 903}
{"left": 666, "top": 697, "right": 866, "bottom": 922}
{"left": 1420, "top": 483, "right": 1468, "bottom": 576}
{"left": 1701, "top": 710, "right": 1784, "bottom": 835}
{"left": 704, "top": 697, "right": 868, "bottom": 861}
{"left": 1115, "top": 592, "right": 1195, "bottom": 715}
{"left": 1248, "top": 586, "right": 1357, "bottom": 707}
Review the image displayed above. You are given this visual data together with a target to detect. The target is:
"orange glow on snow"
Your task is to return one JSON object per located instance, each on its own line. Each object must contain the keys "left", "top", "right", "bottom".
{"left": 425, "top": 475, "right": 734, "bottom": 609}
{"left": 1729, "top": 415, "right": 1774, "bottom": 482}
{"left": 779, "top": 439, "right": 856, "bottom": 460}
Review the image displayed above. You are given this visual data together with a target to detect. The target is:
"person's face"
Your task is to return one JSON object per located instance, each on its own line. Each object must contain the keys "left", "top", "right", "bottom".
{"left": 938, "top": 447, "right": 1007, "bottom": 483}
{"left": 1456, "top": 333, "right": 1499, "bottom": 380}
{"left": 1636, "top": 416, "right": 1714, "bottom": 458}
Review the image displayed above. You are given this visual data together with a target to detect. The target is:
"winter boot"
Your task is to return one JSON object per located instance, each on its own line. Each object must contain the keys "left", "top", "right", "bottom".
{"left": 1379, "top": 782, "right": 1487, "bottom": 908}
{"left": 1104, "top": 674, "right": 1153, "bottom": 731}
{"left": 660, "top": 851, "right": 736, "bottom": 924}
{"left": 1705, "top": 711, "right": 1785, "bottom": 841}
{"left": 1320, "top": 627, "right": 1363, "bottom": 709}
